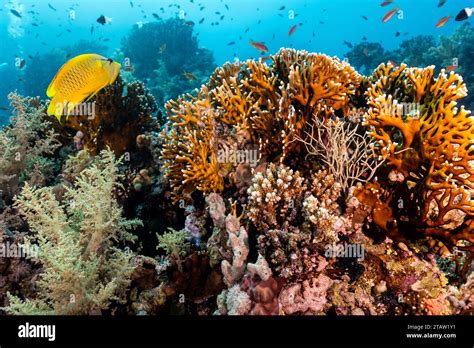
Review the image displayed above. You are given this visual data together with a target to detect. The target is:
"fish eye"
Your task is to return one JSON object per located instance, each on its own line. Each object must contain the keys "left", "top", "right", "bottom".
{"left": 107, "top": 58, "right": 113, "bottom": 64}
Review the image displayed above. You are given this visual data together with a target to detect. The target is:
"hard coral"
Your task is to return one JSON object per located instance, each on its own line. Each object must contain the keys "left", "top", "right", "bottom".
{"left": 161, "top": 48, "right": 362, "bottom": 201}
{"left": 247, "top": 163, "right": 306, "bottom": 230}
{"left": 62, "top": 76, "right": 159, "bottom": 156}
{"left": 363, "top": 62, "right": 474, "bottom": 250}
{"left": 121, "top": 18, "right": 215, "bottom": 108}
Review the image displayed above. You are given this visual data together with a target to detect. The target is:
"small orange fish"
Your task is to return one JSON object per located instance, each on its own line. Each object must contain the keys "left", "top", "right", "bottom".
{"left": 288, "top": 24, "right": 297, "bottom": 36}
{"left": 445, "top": 64, "right": 456, "bottom": 72}
{"left": 382, "top": 7, "right": 399, "bottom": 22}
{"left": 260, "top": 55, "right": 271, "bottom": 62}
{"left": 250, "top": 40, "right": 268, "bottom": 52}
{"left": 380, "top": 0, "right": 393, "bottom": 6}
{"left": 183, "top": 72, "right": 197, "bottom": 81}
{"left": 435, "top": 15, "right": 451, "bottom": 28}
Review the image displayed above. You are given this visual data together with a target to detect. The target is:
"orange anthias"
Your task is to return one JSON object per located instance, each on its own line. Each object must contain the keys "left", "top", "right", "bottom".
{"left": 382, "top": 7, "right": 399, "bottom": 22}
{"left": 435, "top": 15, "right": 451, "bottom": 28}
{"left": 250, "top": 40, "right": 268, "bottom": 52}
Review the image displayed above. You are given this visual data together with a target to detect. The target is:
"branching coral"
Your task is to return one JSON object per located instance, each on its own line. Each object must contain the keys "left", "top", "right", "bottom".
{"left": 247, "top": 163, "right": 306, "bottom": 230}
{"left": 303, "top": 170, "right": 343, "bottom": 244}
{"left": 3, "top": 149, "right": 141, "bottom": 315}
{"left": 296, "top": 116, "right": 384, "bottom": 192}
{"left": 161, "top": 48, "right": 362, "bottom": 201}
{"left": 363, "top": 62, "right": 474, "bottom": 250}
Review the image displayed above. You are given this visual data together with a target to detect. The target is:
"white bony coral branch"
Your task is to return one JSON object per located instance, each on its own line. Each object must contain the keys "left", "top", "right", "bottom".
{"left": 295, "top": 116, "right": 385, "bottom": 192}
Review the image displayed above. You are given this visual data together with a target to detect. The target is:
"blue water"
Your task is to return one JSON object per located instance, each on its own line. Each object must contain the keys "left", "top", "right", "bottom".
{"left": 0, "top": 0, "right": 472, "bottom": 123}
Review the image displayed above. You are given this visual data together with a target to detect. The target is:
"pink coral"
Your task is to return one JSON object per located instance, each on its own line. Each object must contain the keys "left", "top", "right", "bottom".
{"left": 278, "top": 274, "right": 333, "bottom": 314}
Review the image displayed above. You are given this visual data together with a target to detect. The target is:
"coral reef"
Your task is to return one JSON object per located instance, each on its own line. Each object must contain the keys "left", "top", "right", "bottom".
{"left": 345, "top": 24, "right": 474, "bottom": 109}
{"left": 345, "top": 42, "right": 389, "bottom": 75}
{"left": 121, "top": 18, "right": 216, "bottom": 108}
{"left": 161, "top": 48, "right": 362, "bottom": 201}
{"left": 3, "top": 149, "right": 141, "bottom": 314}
{"left": 363, "top": 62, "right": 473, "bottom": 251}
{"left": 60, "top": 76, "right": 159, "bottom": 156}
{"left": 0, "top": 93, "right": 61, "bottom": 203}
{"left": 1, "top": 46, "right": 472, "bottom": 317}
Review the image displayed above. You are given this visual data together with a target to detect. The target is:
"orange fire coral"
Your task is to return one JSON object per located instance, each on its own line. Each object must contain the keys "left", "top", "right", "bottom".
{"left": 364, "top": 62, "right": 474, "bottom": 250}
{"left": 161, "top": 48, "right": 362, "bottom": 201}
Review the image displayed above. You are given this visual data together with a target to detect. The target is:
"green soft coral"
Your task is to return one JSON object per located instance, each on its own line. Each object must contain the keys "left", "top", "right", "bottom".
{"left": 157, "top": 228, "right": 190, "bottom": 257}
{"left": 0, "top": 93, "right": 61, "bottom": 201}
{"left": 3, "top": 149, "right": 142, "bottom": 315}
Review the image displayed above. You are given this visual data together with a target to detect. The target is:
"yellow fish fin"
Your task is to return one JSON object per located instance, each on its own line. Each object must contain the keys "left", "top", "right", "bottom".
{"left": 84, "top": 78, "right": 109, "bottom": 103}
{"left": 108, "top": 62, "right": 121, "bottom": 83}
{"left": 47, "top": 96, "right": 65, "bottom": 122}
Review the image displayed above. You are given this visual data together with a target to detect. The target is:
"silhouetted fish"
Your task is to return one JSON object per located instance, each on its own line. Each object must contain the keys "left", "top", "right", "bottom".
{"left": 10, "top": 9, "right": 22, "bottom": 18}
{"left": 343, "top": 41, "right": 353, "bottom": 48}
{"left": 48, "top": 3, "right": 57, "bottom": 11}
{"left": 288, "top": 24, "right": 297, "bottom": 36}
{"left": 455, "top": 8, "right": 473, "bottom": 21}
{"left": 97, "top": 15, "right": 107, "bottom": 25}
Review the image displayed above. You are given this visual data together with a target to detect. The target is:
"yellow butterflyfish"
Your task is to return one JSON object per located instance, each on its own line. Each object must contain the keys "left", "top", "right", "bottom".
{"left": 46, "top": 53, "right": 121, "bottom": 121}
